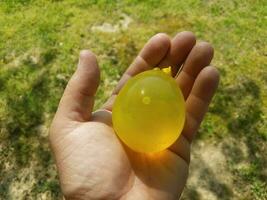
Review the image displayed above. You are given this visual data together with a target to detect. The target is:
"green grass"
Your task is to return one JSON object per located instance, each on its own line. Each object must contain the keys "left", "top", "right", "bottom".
{"left": 0, "top": 0, "right": 266, "bottom": 199}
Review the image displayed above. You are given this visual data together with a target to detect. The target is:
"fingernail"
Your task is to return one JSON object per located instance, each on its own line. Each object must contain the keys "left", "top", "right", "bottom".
{"left": 78, "top": 50, "right": 92, "bottom": 69}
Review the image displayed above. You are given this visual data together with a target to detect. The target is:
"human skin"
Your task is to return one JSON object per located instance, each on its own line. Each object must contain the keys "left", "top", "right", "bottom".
{"left": 49, "top": 31, "right": 220, "bottom": 200}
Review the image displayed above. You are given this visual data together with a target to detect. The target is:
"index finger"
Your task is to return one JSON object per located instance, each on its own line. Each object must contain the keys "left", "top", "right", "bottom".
{"left": 102, "top": 33, "right": 170, "bottom": 110}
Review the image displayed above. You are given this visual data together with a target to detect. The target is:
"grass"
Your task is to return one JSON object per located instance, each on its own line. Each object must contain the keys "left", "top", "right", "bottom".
{"left": 0, "top": 0, "right": 266, "bottom": 199}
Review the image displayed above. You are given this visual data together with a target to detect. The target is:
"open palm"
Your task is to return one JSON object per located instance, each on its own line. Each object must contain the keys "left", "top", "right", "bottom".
{"left": 50, "top": 32, "right": 219, "bottom": 200}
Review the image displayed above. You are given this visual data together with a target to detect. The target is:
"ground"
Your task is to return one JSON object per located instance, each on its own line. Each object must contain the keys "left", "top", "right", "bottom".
{"left": 0, "top": 0, "right": 266, "bottom": 199}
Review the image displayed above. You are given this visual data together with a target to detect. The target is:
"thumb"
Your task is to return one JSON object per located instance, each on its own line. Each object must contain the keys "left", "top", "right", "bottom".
{"left": 56, "top": 50, "right": 100, "bottom": 122}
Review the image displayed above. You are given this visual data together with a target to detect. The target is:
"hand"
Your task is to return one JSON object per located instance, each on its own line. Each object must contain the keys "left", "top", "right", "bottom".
{"left": 49, "top": 32, "right": 219, "bottom": 200}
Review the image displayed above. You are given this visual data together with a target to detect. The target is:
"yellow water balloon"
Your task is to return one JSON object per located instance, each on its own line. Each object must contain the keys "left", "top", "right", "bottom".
{"left": 112, "top": 67, "right": 185, "bottom": 153}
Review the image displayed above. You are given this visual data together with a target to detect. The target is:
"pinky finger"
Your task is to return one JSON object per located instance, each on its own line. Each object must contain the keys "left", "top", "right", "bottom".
{"left": 182, "top": 66, "right": 220, "bottom": 142}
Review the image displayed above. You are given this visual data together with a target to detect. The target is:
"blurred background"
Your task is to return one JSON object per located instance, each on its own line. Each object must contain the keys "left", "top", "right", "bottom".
{"left": 0, "top": 0, "right": 266, "bottom": 199}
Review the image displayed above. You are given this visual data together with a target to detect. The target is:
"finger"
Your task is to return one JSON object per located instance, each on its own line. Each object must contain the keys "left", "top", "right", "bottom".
{"left": 182, "top": 66, "right": 220, "bottom": 142}
{"left": 91, "top": 109, "right": 112, "bottom": 127}
{"left": 56, "top": 50, "right": 100, "bottom": 122}
{"left": 169, "top": 134, "right": 191, "bottom": 164}
{"left": 176, "top": 42, "right": 214, "bottom": 99}
{"left": 113, "top": 33, "right": 170, "bottom": 94}
{"left": 157, "top": 31, "right": 196, "bottom": 76}
{"left": 102, "top": 33, "right": 170, "bottom": 110}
